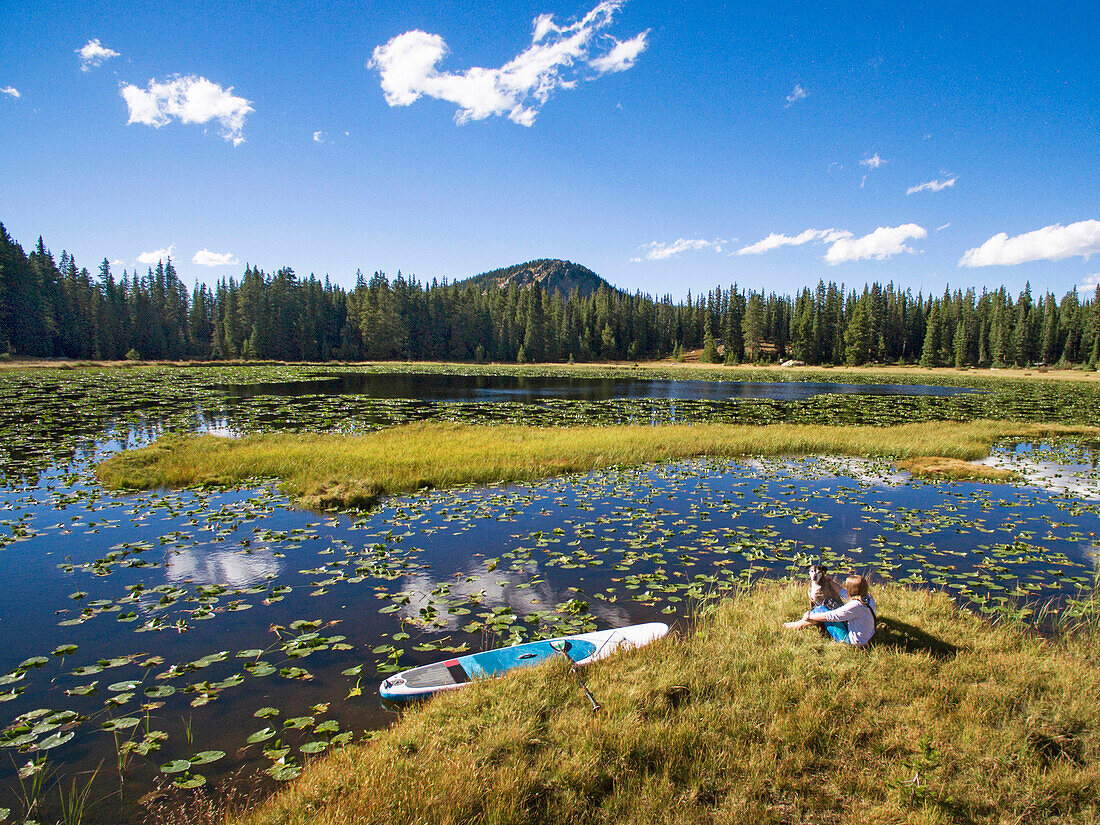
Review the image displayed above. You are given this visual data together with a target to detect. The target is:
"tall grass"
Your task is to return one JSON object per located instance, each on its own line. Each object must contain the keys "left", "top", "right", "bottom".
{"left": 233, "top": 583, "right": 1100, "bottom": 825}
{"left": 97, "top": 420, "right": 1098, "bottom": 508}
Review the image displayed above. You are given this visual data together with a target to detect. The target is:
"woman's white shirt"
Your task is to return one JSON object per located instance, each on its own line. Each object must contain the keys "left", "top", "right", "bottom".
{"left": 813, "top": 597, "right": 877, "bottom": 646}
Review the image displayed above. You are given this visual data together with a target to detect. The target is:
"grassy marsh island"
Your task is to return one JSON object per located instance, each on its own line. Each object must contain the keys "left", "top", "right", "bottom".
{"left": 96, "top": 420, "right": 1100, "bottom": 508}
{"left": 235, "top": 583, "right": 1100, "bottom": 825}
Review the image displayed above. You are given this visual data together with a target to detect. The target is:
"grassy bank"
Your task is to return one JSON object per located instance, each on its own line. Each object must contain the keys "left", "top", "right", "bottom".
{"left": 97, "top": 420, "right": 1098, "bottom": 508}
{"left": 234, "top": 583, "right": 1100, "bottom": 825}
{"left": 5, "top": 356, "right": 1100, "bottom": 384}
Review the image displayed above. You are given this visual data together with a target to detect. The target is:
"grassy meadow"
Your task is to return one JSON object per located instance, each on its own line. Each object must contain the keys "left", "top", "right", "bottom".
{"left": 233, "top": 582, "right": 1100, "bottom": 825}
{"left": 96, "top": 420, "right": 1098, "bottom": 508}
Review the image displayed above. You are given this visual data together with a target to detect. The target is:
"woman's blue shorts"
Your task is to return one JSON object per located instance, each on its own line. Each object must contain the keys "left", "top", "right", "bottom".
{"left": 810, "top": 604, "right": 848, "bottom": 643}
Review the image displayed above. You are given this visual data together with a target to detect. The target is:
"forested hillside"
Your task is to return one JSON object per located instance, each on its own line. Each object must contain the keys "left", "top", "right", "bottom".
{"left": 461, "top": 259, "right": 608, "bottom": 298}
{"left": 2, "top": 223, "right": 1097, "bottom": 367}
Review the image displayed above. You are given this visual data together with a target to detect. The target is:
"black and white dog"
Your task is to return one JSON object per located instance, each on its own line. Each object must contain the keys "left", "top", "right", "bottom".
{"left": 808, "top": 563, "right": 844, "bottom": 610}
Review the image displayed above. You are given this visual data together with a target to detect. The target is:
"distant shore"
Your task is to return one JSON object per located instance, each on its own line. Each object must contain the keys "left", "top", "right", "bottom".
{"left": 3, "top": 355, "right": 1099, "bottom": 383}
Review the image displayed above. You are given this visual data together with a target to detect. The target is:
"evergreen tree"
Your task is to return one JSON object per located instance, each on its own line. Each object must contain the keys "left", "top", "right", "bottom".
{"left": 700, "top": 325, "right": 719, "bottom": 363}
{"left": 919, "top": 302, "right": 941, "bottom": 367}
{"left": 742, "top": 293, "right": 765, "bottom": 362}
{"left": 843, "top": 296, "right": 872, "bottom": 365}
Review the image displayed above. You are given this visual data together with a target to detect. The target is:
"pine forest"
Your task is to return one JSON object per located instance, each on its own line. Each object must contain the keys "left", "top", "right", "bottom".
{"left": 2, "top": 222, "right": 1097, "bottom": 369}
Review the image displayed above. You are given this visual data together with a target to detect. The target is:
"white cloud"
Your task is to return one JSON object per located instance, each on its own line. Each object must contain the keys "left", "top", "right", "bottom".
{"left": 824, "top": 224, "right": 926, "bottom": 264}
{"left": 860, "top": 153, "right": 886, "bottom": 169}
{"left": 136, "top": 245, "right": 174, "bottom": 265}
{"left": 312, "top": 130, "right": 325, "bottom": 143}
{"left": 120, "top": 75, "right": 253, "bottom": 146}
{"left": 936, "top": 223, "right": 951, "bottom": 232}
{"left": 1078, "top": 273, "right": 1100, "bottom": 296}
{"left": 959, "top": 220, "right": 1100, "bottom": 267}
{"left": 737, "top": 228, "right": 849, "bottom": 256}
{"left": 589, "top": 31, "right": 649, "bottom": 74}
{"left": 1, "top": 86, "right": 19, "bottom": 98}
{"left": 77, "top": 39, "right": 120, "bottom": 71}
{"left": 737, "top": 225, "right": 926, "bottom": 263}
{"left": 785, "top": 84, "right": 807, "bottom": 106}
{"left": 192, "top": 249, "right": 239, "bottom": 267}
{"left": 110, "top": 259, "right": 125, "bottom": 268}
{"left": 633, "top": 238, "right": 724, "bottom": 262}
{"left": 906, "top": 176, "right": 956, "bottom": 195}
{"left": 369, "top": 0, "right": 648, "bottom": 126}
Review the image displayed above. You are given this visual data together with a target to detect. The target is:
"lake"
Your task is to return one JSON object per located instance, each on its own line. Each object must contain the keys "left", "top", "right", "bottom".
{"left": 0, "top": 364, "right": 1097, "bottom": 824}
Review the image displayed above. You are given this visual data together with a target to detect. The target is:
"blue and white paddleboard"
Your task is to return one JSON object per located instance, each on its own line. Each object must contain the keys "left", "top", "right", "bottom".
{"left": 379, "top": 622, "right": 669, "bottom": 702}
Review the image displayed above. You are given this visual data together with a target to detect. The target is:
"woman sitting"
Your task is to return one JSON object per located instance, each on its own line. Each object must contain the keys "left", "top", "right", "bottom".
{"left": 784, "top": 574, "right": 876, "bottom": 647}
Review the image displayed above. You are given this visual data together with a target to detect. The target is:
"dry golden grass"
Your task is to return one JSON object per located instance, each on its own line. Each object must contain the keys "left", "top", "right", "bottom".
{"left": 97, "top": 420, "right": 1099, "bottom": 508}
{"left": 894, "top": 456, "right": 1018, "bottom": 482}
{"left": 233, "top": 583, "right": 1100, "bottom": 825}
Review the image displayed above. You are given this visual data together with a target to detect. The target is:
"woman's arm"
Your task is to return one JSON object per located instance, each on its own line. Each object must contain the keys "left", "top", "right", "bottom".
{"left": 784, "top": 600, "right": 862, "bottom": 631}
{"left": 783, "top": 615, "right": 815, "bottom": 630}
{"left": 804, "top": 601, "right": 859, "bottom": 624}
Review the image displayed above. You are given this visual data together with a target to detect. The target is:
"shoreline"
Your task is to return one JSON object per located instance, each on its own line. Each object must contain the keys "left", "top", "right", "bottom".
{"left": 3, "top": 355, "right": 1099, "bottom": 383}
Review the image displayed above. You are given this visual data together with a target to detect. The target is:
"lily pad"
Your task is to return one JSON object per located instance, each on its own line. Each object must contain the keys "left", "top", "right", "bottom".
{"left": 37, "top": 731, "right": 75, "bottom": 750}
{"left": 101, "top": 717, "right": 140, "bottom": 731}
{"left": 173, "top": 773, "right": 207, "bottom": 789}
{"left": 246, "top": 727, "right": 276, "bottom": 744}
{"left": 189, "top": 750, "right": 225, "bottom": 765}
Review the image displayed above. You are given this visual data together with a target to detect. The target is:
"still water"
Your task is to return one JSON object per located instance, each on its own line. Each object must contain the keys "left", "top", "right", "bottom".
{"left": 216, "top": 371, "right": 976, "bottom": 403}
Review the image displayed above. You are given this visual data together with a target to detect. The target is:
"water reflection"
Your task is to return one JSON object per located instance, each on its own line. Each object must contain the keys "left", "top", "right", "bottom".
{"left": 981, "top": 442, "right": 1100, "bottom": 500}
{"left": 742, "top": 456, "right": 911, "bottom": 487}
{"left": 396, "top": 563, "right": 632, "bottom": 632}
{"left": 165, "top": 546, "right": 282, "bottom": 587}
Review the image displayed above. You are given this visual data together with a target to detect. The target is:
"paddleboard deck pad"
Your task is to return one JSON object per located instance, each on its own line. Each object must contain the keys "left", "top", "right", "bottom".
{"left": 379, "top": 622, "right": 669, "bottom": 702}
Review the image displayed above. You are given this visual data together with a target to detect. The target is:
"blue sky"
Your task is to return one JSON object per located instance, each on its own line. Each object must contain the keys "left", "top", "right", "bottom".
{"left": 1, "top": 0, "right": 1097, "bottom": 299}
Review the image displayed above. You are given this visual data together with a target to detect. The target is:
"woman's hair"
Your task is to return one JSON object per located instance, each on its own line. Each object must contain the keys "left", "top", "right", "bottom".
{"left": 844, "top": 574, "right": 870, "bottom": 602}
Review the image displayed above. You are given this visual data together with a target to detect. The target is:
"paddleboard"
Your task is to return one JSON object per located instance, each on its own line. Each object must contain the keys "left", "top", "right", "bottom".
{"left": 379, "top": 622, "right": 669, "bottom": 702}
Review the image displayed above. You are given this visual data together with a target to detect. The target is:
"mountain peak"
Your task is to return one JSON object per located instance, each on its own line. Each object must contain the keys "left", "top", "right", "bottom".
{"left": 460, "top": 259, "right": 612, "bottom": 298}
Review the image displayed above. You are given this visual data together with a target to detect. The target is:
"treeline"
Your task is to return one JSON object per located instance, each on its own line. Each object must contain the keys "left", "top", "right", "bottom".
{"left": 2, "top": 223, "right": 1099, "bottom": 368}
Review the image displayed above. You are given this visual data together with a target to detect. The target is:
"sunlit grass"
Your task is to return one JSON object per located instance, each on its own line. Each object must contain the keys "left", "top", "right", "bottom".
{"left": 96, "top": 420, "right": 1099, "bottom": 508}
{"left": 893, "top": 455, "right": 1018, "bottom": 482}
{"left": 233, "top": 582, "right": 1100, "bottom": 825}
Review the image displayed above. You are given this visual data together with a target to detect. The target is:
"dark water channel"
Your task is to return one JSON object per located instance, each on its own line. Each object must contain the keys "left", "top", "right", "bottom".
{"left": 217, "top": 371, "right": 975, "bottom": 403}
{"left": 0, "top": 372, "right": 1093, "bottom": 825}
